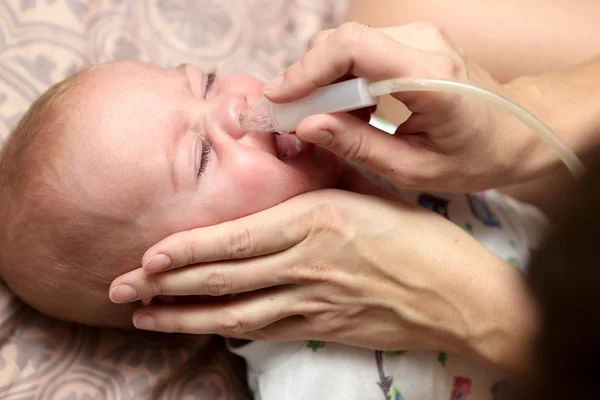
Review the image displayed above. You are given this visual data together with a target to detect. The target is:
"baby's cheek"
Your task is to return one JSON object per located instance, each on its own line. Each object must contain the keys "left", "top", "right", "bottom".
{"left": 229, "top": 162, "right": 284, "bottom": 202}
{"left": 216, "top": 160, "right": 297, "bottom": 215}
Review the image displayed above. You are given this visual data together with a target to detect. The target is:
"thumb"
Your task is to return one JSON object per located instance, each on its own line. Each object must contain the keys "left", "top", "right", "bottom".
{"left": 295, "top": 112, "right": 415, "bottom": 176}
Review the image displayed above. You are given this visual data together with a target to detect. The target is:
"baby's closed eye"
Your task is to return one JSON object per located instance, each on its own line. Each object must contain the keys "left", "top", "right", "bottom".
{"left": 196, "top": 136, "right": 213, "bottom": 177}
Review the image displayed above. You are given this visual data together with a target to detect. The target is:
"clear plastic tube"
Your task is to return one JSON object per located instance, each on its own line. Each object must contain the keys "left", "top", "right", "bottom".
{"left": 368, "top": 78, "right": 585, "bottom": 178}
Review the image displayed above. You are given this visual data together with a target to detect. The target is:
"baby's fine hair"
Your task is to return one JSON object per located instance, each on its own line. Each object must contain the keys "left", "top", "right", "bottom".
{"left": 0, "top": 71, "right": 138, "bottom": 327}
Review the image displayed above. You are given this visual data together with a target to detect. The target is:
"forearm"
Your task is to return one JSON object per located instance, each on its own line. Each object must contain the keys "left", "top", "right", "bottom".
{"left": 504, "top": 55, "right": 600, "bottom": 179}
{"left": 380, "top": 216, "right": 540, "bottom": 377}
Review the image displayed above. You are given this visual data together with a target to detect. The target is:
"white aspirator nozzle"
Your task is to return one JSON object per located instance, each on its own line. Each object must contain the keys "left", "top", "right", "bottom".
{"left": 239, "top": 78, "right": 379, "bottom": 134}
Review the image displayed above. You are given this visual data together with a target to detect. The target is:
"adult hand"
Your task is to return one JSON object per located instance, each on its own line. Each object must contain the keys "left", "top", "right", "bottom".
{"left": 109, "top": 185, "right": 536, "bottom": 375}
{"left": 264, "top": 22, "right": 552, "bottom": 192}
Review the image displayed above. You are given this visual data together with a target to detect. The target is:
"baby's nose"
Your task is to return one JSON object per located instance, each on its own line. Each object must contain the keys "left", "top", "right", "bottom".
{"left": 212, "top": 94, "right": 248, "bottom": 140}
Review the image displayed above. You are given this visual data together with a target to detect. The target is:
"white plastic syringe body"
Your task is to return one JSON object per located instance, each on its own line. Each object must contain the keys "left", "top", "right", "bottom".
{"left": 239, "top": 78, "right": 379, "bottom": 134}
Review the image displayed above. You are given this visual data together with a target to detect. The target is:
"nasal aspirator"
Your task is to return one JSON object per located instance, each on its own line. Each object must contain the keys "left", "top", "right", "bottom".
{"left": 238, "top": 77, "right": 585, "bottom": 179}
{"left": 239, "top": 78, "right": 378, "bottom": 134}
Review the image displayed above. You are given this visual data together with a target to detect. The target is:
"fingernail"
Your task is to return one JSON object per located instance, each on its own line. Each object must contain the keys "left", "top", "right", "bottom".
{"left": 263, "top": 75, "right": 284, "bottom": 95}
{"left": 143, "top": 254, "right": 172, "bottom": 273}
{"left": 134, "top": 313, "right": 156, "bottom": 331}
{"left": 109, "top": 285, "right": 139, "bottom": 303}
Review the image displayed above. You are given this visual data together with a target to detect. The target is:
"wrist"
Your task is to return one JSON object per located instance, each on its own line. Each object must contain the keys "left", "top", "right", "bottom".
{"left": 463, "top": 254, "right": 540, "bottom": 377}
{"left": 500, "top": 79, "right": 567, "bottom": 181}
{"left": 503, "top": 60, "right": 600, "bottom": 179}
{"left": 384, "top": 221, "right": 538, "bottom": 376}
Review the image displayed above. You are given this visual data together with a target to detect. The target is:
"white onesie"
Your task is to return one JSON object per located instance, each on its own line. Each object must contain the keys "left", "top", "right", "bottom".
{"left": 230, "top": 118, "right": 550, "bottom": 400}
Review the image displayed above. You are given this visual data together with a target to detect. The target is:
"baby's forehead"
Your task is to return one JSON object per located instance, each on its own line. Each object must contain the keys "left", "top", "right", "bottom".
{"left": 66, "top": 63, "right": 189, "bottom": 126}
{"left": 53, "top": 65, "right": 185, "bottom": 224}
{"left": 75, "top": 61, "right": 181, "bottom": 93}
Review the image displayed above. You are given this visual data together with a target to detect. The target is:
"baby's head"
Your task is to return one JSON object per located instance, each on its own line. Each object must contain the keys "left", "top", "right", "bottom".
{"left": 0, "top": 61, "right": 340, "bottom": 328}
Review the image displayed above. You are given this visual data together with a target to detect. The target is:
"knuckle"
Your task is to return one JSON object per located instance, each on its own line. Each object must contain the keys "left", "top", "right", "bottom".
{"left": 151, "top": 277, "right": 164, "bottom": 296}
{"left": 204, "top": 271, "right": 231, "bottom": 296}
{"left": 309, "top": 199, "right": 353, "bottom": 238}
{"left": 335, "top": 21, "right": 368, "bottom": 45}
{"left": 183, "top": 231, "right": 200, "bottom": 266}
{"left": 287, "top": 198, "right": 359, "bottom": 282}
{"left": 295, "top": 57, "right": 320, "bottom": 90}
{"left": 309, "top": 201, "right": 337, "bottom": 233}
{"left": 432, "top": 54, "right": 462, "bottom": 79}
{"left": 339, "top": 133, "right": 371, "bottom": 164}
{"left": 415, "top": 21, "right": 448, "bottom": 40}
{"left": 310, "top": 30, "right": 331, "bottom": 48}
{"left": 226, "top": 227, "right": 253, "bottom": 259}
{"left": 302, "top": 261, "right": 335, "bottom": 283}
{"left": 412, "top": 21, "right": 458, "bottom": 54}
{"left": 219, "top": 310, "right": 246, "bottom": 336}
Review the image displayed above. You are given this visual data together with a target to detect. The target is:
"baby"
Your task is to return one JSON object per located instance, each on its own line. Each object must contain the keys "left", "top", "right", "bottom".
{"left": 0, "top": 60, "right": 340, "bottom": 328}
{"left": 0, "top": 60, "right": 548, "bottom": 399}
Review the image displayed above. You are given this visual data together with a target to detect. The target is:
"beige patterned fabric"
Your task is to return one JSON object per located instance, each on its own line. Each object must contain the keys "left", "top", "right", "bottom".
{"left": 0, "top": 1, "right": 349, "bottom": 398}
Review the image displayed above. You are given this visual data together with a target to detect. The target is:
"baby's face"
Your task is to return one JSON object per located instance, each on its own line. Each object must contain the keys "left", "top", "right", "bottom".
{"left": 62, "top": 61, "right": 340, "bottom": 248}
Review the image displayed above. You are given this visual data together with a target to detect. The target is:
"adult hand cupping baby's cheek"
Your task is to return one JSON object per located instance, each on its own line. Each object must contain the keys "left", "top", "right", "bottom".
{"left": 107, "top": 189, "right": 503, "bottom": 363}
{"left": 108, "top": 190, "right": 338, "bottom": 304}
{"left": 108, "top": 174, "right": 401, "bottom": 307}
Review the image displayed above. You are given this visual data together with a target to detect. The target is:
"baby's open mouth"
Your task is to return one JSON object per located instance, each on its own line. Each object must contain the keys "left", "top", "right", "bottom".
{"left": 275, "top": 134, "right": 310, "bottom": 159}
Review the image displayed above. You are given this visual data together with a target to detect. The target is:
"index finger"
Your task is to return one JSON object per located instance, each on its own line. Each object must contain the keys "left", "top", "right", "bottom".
{"left": 267, "top": 23, "right": 431, "bottom": 103}
{"left": 141, "top": 191, "right": 323, "bottom": 272}
{"left": 309, "top": 25, "right": 416, "bottom": 50}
